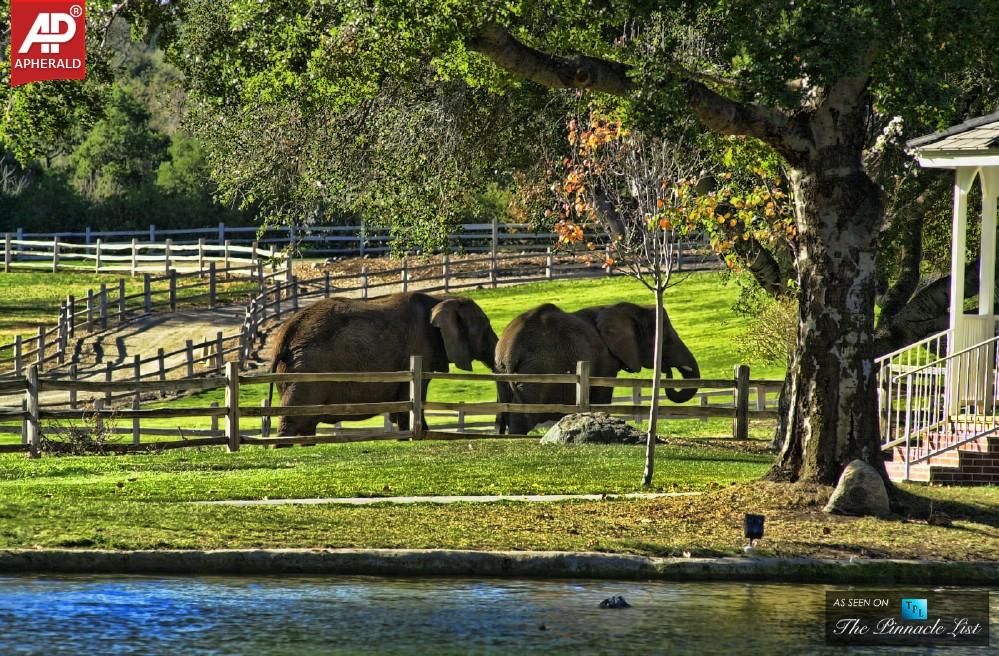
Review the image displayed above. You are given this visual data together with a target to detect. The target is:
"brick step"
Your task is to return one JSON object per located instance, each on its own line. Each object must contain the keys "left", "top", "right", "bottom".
{"left": 886, "top": 440, "right": 999, "bottom": 485}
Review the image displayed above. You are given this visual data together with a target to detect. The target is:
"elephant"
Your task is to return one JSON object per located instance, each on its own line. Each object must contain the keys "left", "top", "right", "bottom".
{"left": 269, "top": 292, "right": 497, "bottom": 436}
{"left": 495, "top": 302, "right": 700, "bottom": 434}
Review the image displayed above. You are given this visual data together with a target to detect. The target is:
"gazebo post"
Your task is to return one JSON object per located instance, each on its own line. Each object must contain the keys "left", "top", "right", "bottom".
{"left": 946, "top": 167, "right": 974, "bottom": 416}
{"left": 981, "top": 169, "right": 999, "bottom": 318}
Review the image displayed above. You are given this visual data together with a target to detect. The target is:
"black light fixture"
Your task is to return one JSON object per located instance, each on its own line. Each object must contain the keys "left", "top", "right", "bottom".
{"left": 743, "top": 513, "right": 765, "bottom": 551}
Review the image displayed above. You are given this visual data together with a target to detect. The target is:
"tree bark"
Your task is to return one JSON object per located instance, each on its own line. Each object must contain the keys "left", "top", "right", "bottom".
{"left": 770, "top": 158, "right": 888, "bottom": 484}
{"left": 644, "top": 284, "right": 665, "bottom": 487}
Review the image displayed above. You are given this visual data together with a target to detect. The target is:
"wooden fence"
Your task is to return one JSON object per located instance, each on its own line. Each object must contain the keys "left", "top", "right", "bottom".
{"left": 0, "top": 358, "right": 781, "bottom": 457}
{"left": 6, "top": 221, "right": 717, "bottom": 262}
{"left": 0, "top": 259, "right": 289, "bottom": 377}
{"left": 3, "top": 234, "right": 278, "bottom": 275}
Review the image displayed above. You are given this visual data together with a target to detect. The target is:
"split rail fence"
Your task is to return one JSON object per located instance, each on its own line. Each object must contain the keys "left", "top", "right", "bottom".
{"left": 6, "top": 221, "right": 717, "bottom": 262}
{"left": 0, "top": 357, "right": 781, "bottom": 457}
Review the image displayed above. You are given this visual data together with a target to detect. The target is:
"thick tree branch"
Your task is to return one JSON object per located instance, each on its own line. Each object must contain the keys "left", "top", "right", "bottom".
{"left": 469, "top": 24, "right": 804, "bottom": 157}
{"left": 877, "top": 201, "right": 924, "bottom": 319}
{"left": 468, "top": 23, "right": 634, "bottom": 96}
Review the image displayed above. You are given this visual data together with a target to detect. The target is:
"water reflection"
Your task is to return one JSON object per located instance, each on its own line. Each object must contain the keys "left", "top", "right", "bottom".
{"left": 0, "top": 576, "right": 993, "bottom": 655}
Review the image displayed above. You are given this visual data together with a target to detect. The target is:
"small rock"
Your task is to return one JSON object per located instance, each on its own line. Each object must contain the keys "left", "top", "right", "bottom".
{"left": 541, "top": 413, "right": 645, "bottom": 445}
{"left": 599, "top": 595, "right": 631, "bottom": 609}
{"left": 823, "top": 460, "right": 891, "bottom": 518}
{"left": 538, "top": 624, "right": 547, "bottom": 631}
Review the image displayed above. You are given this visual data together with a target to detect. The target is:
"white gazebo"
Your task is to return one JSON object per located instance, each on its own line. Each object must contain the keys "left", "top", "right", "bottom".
{"left": 877, "top": 112, "right": 999, "bottom": 482}
{"left": 908, "top": 111, "right": 999, "bottom": 358}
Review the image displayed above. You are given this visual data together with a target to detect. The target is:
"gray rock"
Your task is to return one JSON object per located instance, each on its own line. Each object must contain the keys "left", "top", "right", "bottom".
{"left": 823, "top": 459, "right": 891, "bottom": 517}
{"left": 599, "top": 595, "right": 631, "bottom": 609}
{"left": 540, "top": 413, "right": 645, "bottom": 445}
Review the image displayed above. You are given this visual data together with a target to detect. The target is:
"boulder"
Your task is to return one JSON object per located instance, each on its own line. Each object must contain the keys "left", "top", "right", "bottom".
{"left": 540, "top": 413, "right": 645, "bottom": 445}
{"left": 823, "top": 459, "right": 891, "bottom": 517}
{"left": 599, "top": 595, "right": 631, "bottom": 609}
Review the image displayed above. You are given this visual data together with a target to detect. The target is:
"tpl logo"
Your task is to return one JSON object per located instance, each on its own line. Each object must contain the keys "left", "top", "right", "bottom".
{"left": 10, "top": 1, "right": 87, "bottom": 87}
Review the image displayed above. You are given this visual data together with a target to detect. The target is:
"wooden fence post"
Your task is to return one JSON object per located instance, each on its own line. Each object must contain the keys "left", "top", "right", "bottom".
{"left": 410, "top": 355, "right": 423, "bottom": 439}
{"left": 143, "top": 273, "right": 152, "bottom": 312}
{"left": 57, "top": 303, "right": 66, "bottom": 364}
{"left": 402, "top": 257, "right": 409, "bottom": 293}
{"left": 131, "top": 238, "right": 138, "bottom": 276}
{"left": 324, "top": 271, "right": 331, "bottom": 298}
{"left": 105, "top": 361, "right": 113, "bottom": 405}
{"left": 3, "top": 232, "right": 10, "bottom": 272}
{"left": 132, "top": 397, "right": 141, "bottom": 446}
{"left": 490, "top": 214, "right": 499, "bottom": 285}
{"left": 218, "top": 221, "right": 226, "bottom": 245}
{"left": 117, "top": 278, "right": 126, "bottom": 323}
{"left": 69, "top": 361, "right": 77, "bottom": 409}
{"left": 26, "top": 364, "right": 39, "bottom": 458}
{"left": 733, "top": 364, "right": 750, "bottom": 440}
{"left": 158, "top": 348, "right": 166, "bottom": 397}
{"left": 36, "top": 327, "right": 45, "bottom": 371}
{"left": 256, "top": 261, "right": 265, "bottom": 294}
{"left": 209, "top": 261, "right": 217, "bottom": 308}
{"left": 67, "top": 294, "right": 75, "bottom": 337}
{"left": 86, "top": 289, "right": 94, "bottom": 331}
{"left": 215, "top": 331, "right": 224, "bottom": 373}
{"left": 164, "top": 238, "right": 173, "bottom": 275}
{"left": 198, "top": 238, "right": 206, "bottom": 276}
{"left": 545, "top": 247, "right": 553, "bottom": 280}
{"left": 442, "top": 251, "right": 450, "bottom": 292}
{"left": 99, "top": 283, "right": 108, "bottom": 330}
{"left": 224, "top": 239, "right": 232, "bottom": 272}
{"left": 20, "top": 399, "right": 28, "bottom": 446}
{"left": 185, "top": 339, "right": 195, "bottom": 378}
{"left": 291, "top": 277, "right": 299, "bottom": 311}
{"left": 285, "top": 256, "right": 294, "bottom": 284}
{"left": 149, "top": 224, "right": 156, "bottom": 242}
{"left": 51, "top": 235, "right": 59, "bottom": 272}
{"left": 361, "top": 266, "right": 369, "bottom": 299}
{"left": 260, "top": 398, "right": 271, "bottom": 437}
{"left": 169, "top": 269, "right": 177, "bottom": 312}
{"left": 95, "top": 238, "right": 103, "bottom": 273}
{"left": 359, "top": 218, "right": 366, "bottom": 257}
{"left": 274, "top": 281, "right": 282, "bottom": 317}
{"left": 576, "top": 360, "right": 591, "bottom": 412}
{"left": 224, "top": 361, "right": 240, "bottom": 451}
{"left": 93, "top": 398, "right": 105, "bottom": 436}
{"left": 13, "top": 335, "right": 22, "bottom": 376}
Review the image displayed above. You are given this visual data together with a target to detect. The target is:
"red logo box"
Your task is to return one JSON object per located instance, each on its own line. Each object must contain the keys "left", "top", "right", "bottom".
{"left": 10, "top": 0, "right": 87, "bottom": 87}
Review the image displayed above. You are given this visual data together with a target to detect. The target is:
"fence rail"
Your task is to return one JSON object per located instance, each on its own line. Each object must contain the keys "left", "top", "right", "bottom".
{"left": 5, "top": 221, "right": 716, "bottom": 262}
{"left": 0, "top": 358, "right": 781, "bottom": 456}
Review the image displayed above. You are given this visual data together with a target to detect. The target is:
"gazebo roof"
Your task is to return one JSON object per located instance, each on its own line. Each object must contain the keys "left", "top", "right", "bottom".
{"left": 908, "top": 111, "right": 999, "bottom": 168}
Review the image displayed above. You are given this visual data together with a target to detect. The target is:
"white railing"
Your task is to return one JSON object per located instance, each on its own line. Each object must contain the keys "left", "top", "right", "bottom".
{"left": 877, "top": 328, "right": 999, "bottom": 480}
{"left": 4, "top": 222, "right": 717, "bottom": 264}
{"left": 2, "top": 235, "right": 276, "bottom": 275}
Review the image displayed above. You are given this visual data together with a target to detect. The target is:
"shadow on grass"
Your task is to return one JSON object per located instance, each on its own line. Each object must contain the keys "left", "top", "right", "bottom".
{"left": 892, "top": 486, "right": 999, "bottom": 528}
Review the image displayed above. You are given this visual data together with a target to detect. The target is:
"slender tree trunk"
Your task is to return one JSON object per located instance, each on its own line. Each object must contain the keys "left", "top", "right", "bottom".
{"left": 770, "top": 158, "right": 889, "bottom": 485}
{"left": 643, "top": 282, "right": 665, "bottom": 486}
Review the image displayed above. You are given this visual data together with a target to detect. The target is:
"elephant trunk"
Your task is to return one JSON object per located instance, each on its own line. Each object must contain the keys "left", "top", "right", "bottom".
{"left": 664, "top": 352, "right": 700, "bottom": 404}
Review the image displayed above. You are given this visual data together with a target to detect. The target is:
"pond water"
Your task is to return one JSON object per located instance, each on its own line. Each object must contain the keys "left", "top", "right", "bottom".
{"left": 0, "top": 576, "right": 994, "bottom": 655}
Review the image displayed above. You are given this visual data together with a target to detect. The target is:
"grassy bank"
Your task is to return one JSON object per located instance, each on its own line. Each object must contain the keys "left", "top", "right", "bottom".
{"left": 0, "top": 439, "right": 995, "bottom": 559}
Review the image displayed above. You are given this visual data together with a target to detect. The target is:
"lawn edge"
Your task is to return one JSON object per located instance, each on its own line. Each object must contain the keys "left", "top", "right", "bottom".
{"left": 1, "top": 549, "right": 996, "bottom": 584}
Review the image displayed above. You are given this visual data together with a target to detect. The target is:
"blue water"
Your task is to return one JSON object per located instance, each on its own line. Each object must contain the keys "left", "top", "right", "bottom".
{"left": 0, "top": 576, "right": 994, "bottom": 655}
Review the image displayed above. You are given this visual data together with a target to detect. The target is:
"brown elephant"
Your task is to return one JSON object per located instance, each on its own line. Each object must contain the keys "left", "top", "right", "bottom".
{"left": 269, "top": 292, "right": 497, "bottom": 436}
{"left": 495, "top": 302, "right": 700, "bottom": 434}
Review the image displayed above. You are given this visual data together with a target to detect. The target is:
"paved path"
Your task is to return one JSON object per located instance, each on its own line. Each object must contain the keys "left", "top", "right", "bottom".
{"left": 194, "top": 492, "right": 702, "bottom": 506}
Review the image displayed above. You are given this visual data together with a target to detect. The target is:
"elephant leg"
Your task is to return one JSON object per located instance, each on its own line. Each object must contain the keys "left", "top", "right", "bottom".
{"left": 277, "top": 415, "right": 318, "bottom": 439}
{"left": 495, "top": 382, "right": 509, "bottom": 434}
{"left": 391, "top": 412, "right": 410, "bottom": 431}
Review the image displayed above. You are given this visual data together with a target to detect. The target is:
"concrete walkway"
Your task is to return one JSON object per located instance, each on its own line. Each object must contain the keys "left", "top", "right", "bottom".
{"left": 195, "top": 492, "right": 702, "bottom": 506}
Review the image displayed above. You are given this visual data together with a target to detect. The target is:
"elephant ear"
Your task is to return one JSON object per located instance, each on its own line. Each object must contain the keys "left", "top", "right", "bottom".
{"left": 431, "top": 300, "right": 473, "bottom": 371}
{"left": 595, "top": 305, "right": 643, "bottom": 373}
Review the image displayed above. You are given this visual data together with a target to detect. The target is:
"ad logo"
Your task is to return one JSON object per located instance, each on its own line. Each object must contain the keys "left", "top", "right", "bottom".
{"left": 10, "top": 1, "right": 86, "bottom": 87}
{"left": 901, "top": 598, "right": 928, "bottom": 621}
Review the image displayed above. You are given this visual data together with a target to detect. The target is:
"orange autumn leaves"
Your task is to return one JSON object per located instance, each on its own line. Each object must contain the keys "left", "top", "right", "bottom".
{"left": 551, "top": 115, "right": 795, "bottom": 270}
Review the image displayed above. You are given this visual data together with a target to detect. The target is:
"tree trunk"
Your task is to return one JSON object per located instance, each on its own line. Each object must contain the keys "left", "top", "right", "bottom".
{"left": 643, "top": 284, "right": 665, "bottom": 487}
{"left": 770, "top": 159, "right": 889, "bottom": 485}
